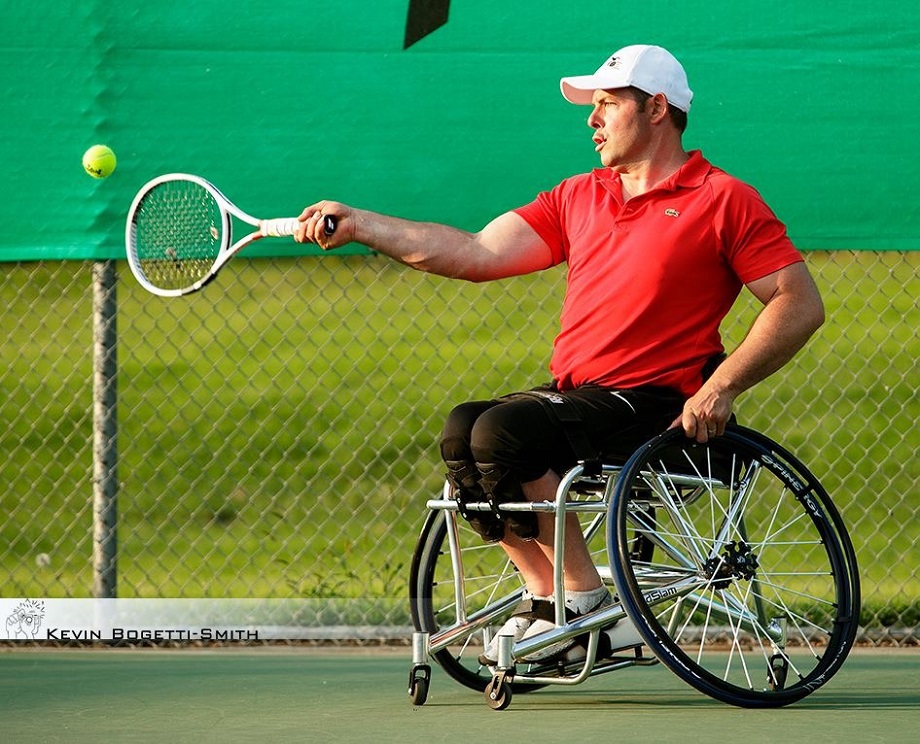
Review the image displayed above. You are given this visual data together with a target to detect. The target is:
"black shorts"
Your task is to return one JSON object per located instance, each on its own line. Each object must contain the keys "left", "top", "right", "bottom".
{"left": 439, "top": 384, "right": 684, "bottom": 483}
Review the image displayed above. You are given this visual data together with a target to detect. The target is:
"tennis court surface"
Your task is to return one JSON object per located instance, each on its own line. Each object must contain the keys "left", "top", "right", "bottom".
{"left": 2, "top": 647, "right": 917, "bottom": 743}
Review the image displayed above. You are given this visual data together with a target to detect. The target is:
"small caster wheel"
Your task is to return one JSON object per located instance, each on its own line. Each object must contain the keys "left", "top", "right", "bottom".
{"left": 485, "top": 676, "right": 513, "bottom": 711}
{"left": 408, "top": 663, "right": 431, "bottom": 706}
{"left": 767, "top": 653, "right": 788, "bottom": 691}
{"left": 409, "top": 676, "right": 429, "bottom": 706}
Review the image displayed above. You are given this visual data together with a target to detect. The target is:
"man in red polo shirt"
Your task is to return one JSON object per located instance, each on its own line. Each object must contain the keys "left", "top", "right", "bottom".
{"left": 294, "top": 44, "right": 824, "bottom": 663}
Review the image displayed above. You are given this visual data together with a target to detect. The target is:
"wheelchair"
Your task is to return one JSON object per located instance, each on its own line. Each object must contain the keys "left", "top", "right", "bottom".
{"left": 407, "top": 424, "right": 860, "bottom": 710}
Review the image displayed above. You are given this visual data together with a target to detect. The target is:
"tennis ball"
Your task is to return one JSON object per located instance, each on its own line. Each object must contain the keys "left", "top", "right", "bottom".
{"left": 83, "top": 144, "right": 117, "bottom": 179}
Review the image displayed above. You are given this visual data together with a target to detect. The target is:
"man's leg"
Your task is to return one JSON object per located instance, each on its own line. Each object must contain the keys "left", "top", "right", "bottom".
{"left": 440, "top": 400, "right": 507, "bottom": 542}
{"left": 499, "top": 469, "right": 602, "bottom": 596}
{"left": 480, "top": 468, "right": 614, "bottom": 663}
{"left": 463, "top": 387, "right": 684, "bottom": 662}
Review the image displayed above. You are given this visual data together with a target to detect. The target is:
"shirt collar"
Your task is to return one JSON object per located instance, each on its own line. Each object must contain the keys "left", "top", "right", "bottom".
{"left": 593, "top": 149, "right": 711, "bottom": 194}
{"left": 669, "top": 149, "right": 711, "bottom": 189}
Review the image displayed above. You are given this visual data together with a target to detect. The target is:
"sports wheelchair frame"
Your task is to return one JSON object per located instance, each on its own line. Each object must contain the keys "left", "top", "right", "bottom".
{"left": 407, "top": 425, "right": 860, "bottom": 710}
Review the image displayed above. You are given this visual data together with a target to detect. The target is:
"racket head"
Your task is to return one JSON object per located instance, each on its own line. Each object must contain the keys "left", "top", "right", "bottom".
{"left": 125, "top": 174, "right": 231, "bottom": 296}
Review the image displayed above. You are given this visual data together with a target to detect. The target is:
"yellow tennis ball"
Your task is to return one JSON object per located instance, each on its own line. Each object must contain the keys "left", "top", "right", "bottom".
{"left": 83, "top": 144, "right": 117, "bottom": 179}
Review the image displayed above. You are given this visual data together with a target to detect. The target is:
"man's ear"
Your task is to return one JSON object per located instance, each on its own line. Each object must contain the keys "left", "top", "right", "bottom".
{"left": 649, "top": 93, "right": 670, "bottom": 123}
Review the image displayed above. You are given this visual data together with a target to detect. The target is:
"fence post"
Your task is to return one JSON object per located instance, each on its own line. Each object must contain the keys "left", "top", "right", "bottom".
{"left": 92, "top": 260, "right": 118, "bottom": 598}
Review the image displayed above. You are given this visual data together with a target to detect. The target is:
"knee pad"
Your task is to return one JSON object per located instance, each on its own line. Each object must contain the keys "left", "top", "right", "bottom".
{"left": 477, "top": 463, "right": 538, "bottom": 541}
{"left": 444, "top": 460, "right": 505, "bottom": 543}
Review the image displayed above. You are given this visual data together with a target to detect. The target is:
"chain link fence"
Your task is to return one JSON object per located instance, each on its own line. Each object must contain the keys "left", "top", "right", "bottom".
{"left": 1, "top": 250, "right": 918, "bottom": 644}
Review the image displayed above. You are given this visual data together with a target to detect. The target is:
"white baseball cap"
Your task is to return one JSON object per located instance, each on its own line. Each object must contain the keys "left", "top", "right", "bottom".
{"left": 560, "top": 45, "right": 693, "bottom": 112}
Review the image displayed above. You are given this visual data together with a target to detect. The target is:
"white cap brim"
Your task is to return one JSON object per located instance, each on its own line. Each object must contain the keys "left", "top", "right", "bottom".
{"left": 560, "top": 75, "right": 624, "bottom": 105}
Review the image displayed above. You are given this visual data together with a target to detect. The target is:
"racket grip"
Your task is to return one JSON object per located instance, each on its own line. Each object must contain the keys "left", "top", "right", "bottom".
{"left": 260, "top": 215, "right": 337, "bottom": 237}
{"left": 260, "top": 218, "right": 301, "bottom": 237}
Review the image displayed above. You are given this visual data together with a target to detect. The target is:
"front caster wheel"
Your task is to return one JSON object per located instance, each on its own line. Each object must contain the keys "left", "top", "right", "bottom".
{"left": 408, "top": 664, "right": 431, "bottom": 706}
{"left": 485, "top": 676, "right": 513, "bottom": 710}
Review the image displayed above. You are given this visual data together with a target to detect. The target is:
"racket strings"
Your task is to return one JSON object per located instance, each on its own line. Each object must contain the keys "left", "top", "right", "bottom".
{"left": 131, "top": 180, "right": 224, "bottom": 290}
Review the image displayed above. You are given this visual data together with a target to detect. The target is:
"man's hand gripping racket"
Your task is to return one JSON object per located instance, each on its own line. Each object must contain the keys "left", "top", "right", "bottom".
{"left": 125, "top": 173, "right": 336, "bottom": 297}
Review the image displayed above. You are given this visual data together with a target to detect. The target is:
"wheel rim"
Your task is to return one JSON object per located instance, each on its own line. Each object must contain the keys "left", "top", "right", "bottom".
{"left": 610, "top": 426, "right": 860, "bottom": 707}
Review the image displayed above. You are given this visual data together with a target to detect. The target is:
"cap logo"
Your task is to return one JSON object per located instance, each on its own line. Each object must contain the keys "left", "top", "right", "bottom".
{"left": 606, "top": 55, "right": 622, "bottom": 69}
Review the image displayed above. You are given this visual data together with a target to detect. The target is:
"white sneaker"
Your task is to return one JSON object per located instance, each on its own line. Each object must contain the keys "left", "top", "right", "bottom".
{"left": 479, "top": 593, "right": 645, "bottom": 666}
{"left": 548, "top": 594, "right": 645, "bottom": 664}
{"left": 478, "top": 597, "right": 555, "bottom": 666}
{"left": 561, "top": 609, "right": 645, "bottom": 662}
{"left": 519, "top": 592, "right": 613, "bottom": 663}
{"left": 603, "top": 614, "right": 644, "bottom": 652}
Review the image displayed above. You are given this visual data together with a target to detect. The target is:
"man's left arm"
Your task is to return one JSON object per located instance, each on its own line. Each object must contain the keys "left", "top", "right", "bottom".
{"left": 680, "top": 261, "right": 825, "bottom": 442}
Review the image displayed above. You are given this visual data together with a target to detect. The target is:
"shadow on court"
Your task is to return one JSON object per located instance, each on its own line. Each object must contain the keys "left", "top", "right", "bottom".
{"left": 1, "top": 647, "right": 917, "bottom": 743}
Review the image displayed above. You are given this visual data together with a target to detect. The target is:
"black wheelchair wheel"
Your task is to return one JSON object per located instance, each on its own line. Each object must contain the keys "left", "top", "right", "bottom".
{"left": 608, "top": 425, "right": 860, "bottom": 708}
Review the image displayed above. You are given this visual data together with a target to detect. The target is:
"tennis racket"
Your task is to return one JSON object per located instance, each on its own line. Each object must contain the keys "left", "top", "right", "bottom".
{"left": 125, "top": 173, "right": 336, "bottom": 297}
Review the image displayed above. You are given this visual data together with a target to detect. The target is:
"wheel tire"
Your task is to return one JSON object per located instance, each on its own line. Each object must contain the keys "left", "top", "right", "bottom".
{"left": 608, "top": 425, "right": 860, "bottom": 707}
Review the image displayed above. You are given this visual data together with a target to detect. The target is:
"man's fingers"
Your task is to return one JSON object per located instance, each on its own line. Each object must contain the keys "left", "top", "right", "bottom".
{"left": 680, "top": 409, "right": 722, "bottom": 443}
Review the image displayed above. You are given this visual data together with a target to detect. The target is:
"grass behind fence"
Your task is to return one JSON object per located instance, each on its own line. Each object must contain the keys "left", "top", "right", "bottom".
{"left": 1, "top": 252, "right": 918, "bottom": 628}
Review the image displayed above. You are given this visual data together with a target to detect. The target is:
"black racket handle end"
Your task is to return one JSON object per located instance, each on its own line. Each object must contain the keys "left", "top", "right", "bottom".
{"left": 323, "top": 215, "right": 337, "bottom": 237}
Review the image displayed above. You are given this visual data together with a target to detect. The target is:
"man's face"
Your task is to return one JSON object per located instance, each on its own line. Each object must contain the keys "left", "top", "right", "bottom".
{"left": 586, "top": 89, "right": 652, "bottom": 169}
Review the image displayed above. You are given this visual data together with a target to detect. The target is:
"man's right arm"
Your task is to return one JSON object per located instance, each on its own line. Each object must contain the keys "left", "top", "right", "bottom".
{"left": 294, "top": 202, "right": 554, "bottom": 282}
